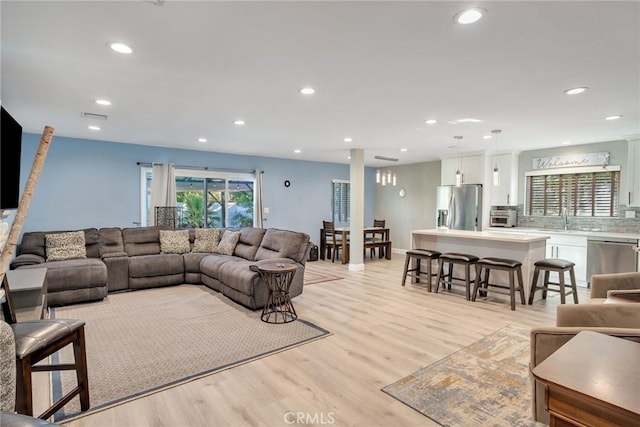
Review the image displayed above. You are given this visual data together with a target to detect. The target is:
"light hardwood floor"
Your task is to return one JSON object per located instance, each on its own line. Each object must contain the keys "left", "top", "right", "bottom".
{"left": 58, "top": 257, "right": 586, "bottom": 427}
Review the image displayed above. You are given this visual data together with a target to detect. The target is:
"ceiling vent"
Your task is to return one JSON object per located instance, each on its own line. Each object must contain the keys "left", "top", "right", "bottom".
{"left": 81, "top": 112, "right": 107, "bottom": 120}
{"left": 374, "top": 156, "right": 399, "bottom": 162}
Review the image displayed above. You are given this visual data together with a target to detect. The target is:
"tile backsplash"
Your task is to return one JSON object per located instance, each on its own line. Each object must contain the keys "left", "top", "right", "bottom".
{"left": 509, "top": 205, "right": 640, "bottom": 233}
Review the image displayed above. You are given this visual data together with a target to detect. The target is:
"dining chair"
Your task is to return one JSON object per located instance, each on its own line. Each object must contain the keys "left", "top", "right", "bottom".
{"left": 368, "top": 219, "right": 386, "bottom": 258}
{"left": 0, "top": 275, "right": 90, "bottom": 420}
{"left": 322, "top": 221, "right": 346, "bottom": 263}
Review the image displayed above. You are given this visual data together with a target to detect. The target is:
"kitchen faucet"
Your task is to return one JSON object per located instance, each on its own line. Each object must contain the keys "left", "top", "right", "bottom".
{"left": 562, "top": 207, "right": 568, "bottom": 230}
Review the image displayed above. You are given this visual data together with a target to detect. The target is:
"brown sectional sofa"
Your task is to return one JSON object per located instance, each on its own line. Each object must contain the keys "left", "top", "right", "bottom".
{"left": 10, "top": 226, "right": 312, "bottom": 309}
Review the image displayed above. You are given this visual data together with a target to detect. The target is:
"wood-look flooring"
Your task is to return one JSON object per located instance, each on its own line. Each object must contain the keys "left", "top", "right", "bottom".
{"left": 56, "top": 256, "right": 586, "bottom": 427}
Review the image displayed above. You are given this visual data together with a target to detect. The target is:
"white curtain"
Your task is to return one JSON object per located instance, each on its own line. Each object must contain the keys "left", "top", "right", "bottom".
{"left": 254, "top": 170, "right": 264, "bottom": 228}
{"left": 149, "top": 162, "right": 177, "bottom": 226}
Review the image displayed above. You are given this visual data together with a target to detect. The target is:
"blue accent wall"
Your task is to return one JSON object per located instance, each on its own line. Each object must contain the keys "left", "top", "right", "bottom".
{"left": 19, "top": 133, "right": 375, "bottom": 243}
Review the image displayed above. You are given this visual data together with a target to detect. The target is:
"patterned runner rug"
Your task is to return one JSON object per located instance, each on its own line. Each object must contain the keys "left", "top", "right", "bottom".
{"left": 382, "top": 324, "right": 543, "bottom": 426}
{"left": 51, "top": 285, "right": 330, "bottom": 422}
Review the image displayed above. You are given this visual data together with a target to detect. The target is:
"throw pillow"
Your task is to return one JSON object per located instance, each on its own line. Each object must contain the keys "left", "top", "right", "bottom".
{"left": 45, "top": 231, "right": 87, "bottom": 262}
{"left": 214, "top": 230, "right": 241, "bottom": 255}
{"left": 192, "top": 228, "right": 221, "bottom": 253}
{"left": 159, "top": 230, "right": 191, "bottom": 254}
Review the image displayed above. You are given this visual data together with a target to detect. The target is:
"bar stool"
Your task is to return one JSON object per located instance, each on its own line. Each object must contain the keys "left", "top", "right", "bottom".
{"left": 401, "top": 249, "right": 441, "bottom": 291}
{"left": 472, "top": 257, "right": 526, "bottom": 311}
{"left": 528, "top": 258, "right": 579, "bottom": 305}
{"left": 435, "top": 253, "right": 479, "bottom": 300}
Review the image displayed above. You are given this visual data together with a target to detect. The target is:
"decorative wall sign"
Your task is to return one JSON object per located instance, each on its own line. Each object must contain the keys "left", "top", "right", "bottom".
{"left": 532, "top": 152, "right": 609, "bottom": 169}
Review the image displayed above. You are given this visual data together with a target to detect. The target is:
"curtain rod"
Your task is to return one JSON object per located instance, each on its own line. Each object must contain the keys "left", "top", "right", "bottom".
{"left": 136, "top": 162, "right": 258, "bottom": 174}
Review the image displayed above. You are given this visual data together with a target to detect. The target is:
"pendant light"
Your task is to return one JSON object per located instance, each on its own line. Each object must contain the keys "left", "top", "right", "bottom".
{"left": 376, "top": 169, "right": 380, "bottom": 183}
{"left": 454, "top": 136, "right": 463, "bottom": 187}
{"left": 491, "top": 129, "right": 501, "bottom": 186}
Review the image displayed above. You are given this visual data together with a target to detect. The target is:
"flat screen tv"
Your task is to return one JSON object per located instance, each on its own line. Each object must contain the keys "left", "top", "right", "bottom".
{"left": 0, "top": 106, "right": 23, "bottom": 210}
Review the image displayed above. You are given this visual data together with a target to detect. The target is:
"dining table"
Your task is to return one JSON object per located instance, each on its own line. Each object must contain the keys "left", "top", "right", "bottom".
{"left": 319, "top": 226, "right": 391, "bottom": 264}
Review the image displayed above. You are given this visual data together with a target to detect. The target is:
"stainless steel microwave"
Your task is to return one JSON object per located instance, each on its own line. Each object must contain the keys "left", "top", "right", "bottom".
{"left": 490, "top": 210, "right": 517, "bottom": 227}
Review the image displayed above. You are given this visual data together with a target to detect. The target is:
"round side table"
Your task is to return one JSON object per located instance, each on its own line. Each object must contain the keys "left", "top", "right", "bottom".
{"left": 257, "top": 263, "right": 298, "bottom": 324}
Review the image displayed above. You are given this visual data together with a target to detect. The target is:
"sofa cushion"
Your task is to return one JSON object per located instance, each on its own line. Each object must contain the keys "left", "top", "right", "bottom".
{"left": 192, "top": 228, "right": 221, "bottom": 253}
{"left": 183, "top": 252, "right": 209, "bottom": 273}
{"left": 122, "top": 226, "right": 168, "bottom": 257}
{"left": 254, "top": 228, "right": 310, "bottom": 263}
{"left": 20, "top": 229, "right": 100, "bottom": 259}
{"left": 159, "top": 230, "right": 190, "bottom": 254}
{"left": 200, "top": 254, "right": 240, "bottom": 280}
{"left": 21, "top": 258, "right": 107, "bottom": 292}
{"left": 217, "top": 260, "right": 262, "bottom": 296}
{"left": 233, "top": 227, "right": 267, "bottom": 261}
{"left": 215, "top": 230, "right": 241, "bottom": 255}
{"left": 45, "top": 231, "right": 87, "bottom": 262}
{"left": 99, "top": 227, "right": 124, "bottom": 256}
{"left": 128, "top": 254, "right": 184, "bottom": 278}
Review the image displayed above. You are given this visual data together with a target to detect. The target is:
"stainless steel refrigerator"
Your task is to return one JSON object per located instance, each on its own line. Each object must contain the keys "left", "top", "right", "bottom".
{"left": 436, "top": 184, "right": 483, "bottom": 231}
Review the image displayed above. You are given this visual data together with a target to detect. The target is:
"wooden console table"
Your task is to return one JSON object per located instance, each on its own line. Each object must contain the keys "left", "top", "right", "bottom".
{"left": 532, "top": 331, "right": 640, "bottom": 426}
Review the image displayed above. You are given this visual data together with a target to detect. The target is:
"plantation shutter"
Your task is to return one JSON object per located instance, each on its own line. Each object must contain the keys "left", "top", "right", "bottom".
{"left": 526, "top": 169, "right": 619, "bottom": 217}
{"left": 331, "top": 180, "right": 350, "bottom": 223}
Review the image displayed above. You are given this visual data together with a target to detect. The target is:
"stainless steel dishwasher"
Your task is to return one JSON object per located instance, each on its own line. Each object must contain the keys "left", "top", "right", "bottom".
{"left": 586, "top": 236, "right": 638, "bottom": 284}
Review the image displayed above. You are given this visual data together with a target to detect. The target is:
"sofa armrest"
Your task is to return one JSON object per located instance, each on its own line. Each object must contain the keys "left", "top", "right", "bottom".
{"left": 101, "top": 251, "right": 128, "bottom": 260}
{"left": 590, "top": 272, "right": 640, "bottom": 298}
{"left": 556, "top": 304, "right": 640, "bottom": 328}
{"left": 607, "top": 289, "right": 640, "bottom": 302}
{"left": 10, "top": 254, "right": 45, "bottom": 269}
{"left": 529, "top": 326, "right": 640, "bottom": 423}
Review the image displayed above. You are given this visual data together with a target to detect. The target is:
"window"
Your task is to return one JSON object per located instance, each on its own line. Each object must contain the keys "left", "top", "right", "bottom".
{"left": 141, "top": 168, "right": 255, "bottom": 227}
{"left": 525, "top": 166, "right": 620, "bottom": 217}
{"left": 331, "top": 179, "right": 350, "bottom": 224}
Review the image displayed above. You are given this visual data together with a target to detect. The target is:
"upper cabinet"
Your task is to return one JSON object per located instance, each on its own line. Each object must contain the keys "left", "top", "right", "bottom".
{"left": 628, "top": 139, "right": 640, "bottom": 207}
{"left": 441, "top": 154, "right": 485, "bottom": 185}
{"left": 489, "top": 152, "right": 518, "bottom": 206}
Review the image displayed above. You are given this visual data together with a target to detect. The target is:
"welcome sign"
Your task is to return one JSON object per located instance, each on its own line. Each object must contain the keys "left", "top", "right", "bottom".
{"left": 532, "top": 152, "right": 609, "bottom": 169}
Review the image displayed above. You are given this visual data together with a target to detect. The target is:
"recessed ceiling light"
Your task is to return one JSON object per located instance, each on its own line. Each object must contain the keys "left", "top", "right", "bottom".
{"left": 561, "top": 141, "right": 571, "bottom": 145}
{"left": 456, "top": 118, "right": 483, "bottom": 123}
{"left": 425, "top": 119, "right": 437, "bottom": 125}
{"left": 197, "top": 138, "right": 207, "bottom": 143}
{"left": 605, "top": 115, "right": 623, "bottom": 121}
{"left": 233, "top": 120, "right": 245, "bottom": 125}
{"left": 483, "top": 135, "right": 492, "bottom": 139}
{"left": 108, "top": 42, "right": 133, "bottom": 54}
{"left": 454, "top": 8, "right": 486, "bottom": 25}
{"left": 95, "top": 99, "right": 111, "bottom": 106}
{"left": 564, "top": 87, "right": 588, "bottom": 95}
{"left": 88, "top": 125, "right": 101, "bottom": 131}
{"left": 400, "top": 148, "right": 408, "bottom": 152}
{"left": 294, "top": 149, "right": 302, "bottom": 154}
{"left": 347, "top": 156, "right": 351, "bottom": 160}
{"left": 299, "top": 87, "right": 315, "bottom": 95}
{"left": 343, "top": 137, "right": 353, "bottom": 142}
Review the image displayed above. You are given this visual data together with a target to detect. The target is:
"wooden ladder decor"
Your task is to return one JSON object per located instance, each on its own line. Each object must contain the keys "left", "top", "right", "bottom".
{"left": 0, "top": 126, "right": 55, "bottom": 282}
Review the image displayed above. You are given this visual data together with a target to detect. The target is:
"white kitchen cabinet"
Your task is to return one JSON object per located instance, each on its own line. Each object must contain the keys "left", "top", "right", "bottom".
{"left": 489, "top": 153, "right": 518, "bottom": 206}
{"left": 441, "top": 154, "right": 485, "bottom": 185}
{"left": 627, "top": 139, "right": 640, "bottom": 207}
{"left": 544, "top": 234, "right": 588, "bottom": 287}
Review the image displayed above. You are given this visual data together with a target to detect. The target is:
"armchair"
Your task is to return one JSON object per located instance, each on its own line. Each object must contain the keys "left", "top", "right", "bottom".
{"left": 529, "top": 272, "right": 640, "bottom": 423}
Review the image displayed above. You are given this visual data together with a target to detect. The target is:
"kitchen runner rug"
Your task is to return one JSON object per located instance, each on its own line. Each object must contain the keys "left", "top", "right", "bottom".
{"left": 51, "top": 285, "right": 330, "bottom": 422}
{"left": 382, "top": 324, "right": 544, "bottom": 426}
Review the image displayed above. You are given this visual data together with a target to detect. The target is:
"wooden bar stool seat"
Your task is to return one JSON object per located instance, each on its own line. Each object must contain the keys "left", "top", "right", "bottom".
{"left": 401, "top": 249, "right": 441, "bottom": 291}
{"left": 436, "top": 253, "right": 479, "bottom": 300}
{"left": 528, "top": 258, "right": 579, "bottom": 305}
{"left": 472, "top": 257, "right": 526, "bottom": 310}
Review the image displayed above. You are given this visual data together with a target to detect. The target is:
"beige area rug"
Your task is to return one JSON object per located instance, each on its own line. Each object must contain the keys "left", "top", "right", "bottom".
{"left": 382, "top": 324, "right": 544, "bottom": 427}
{"left": 51, "top": 285, "right": 330, "bottom": 422}
{"left": 303, "top": 263, "right": 344, "bottom": 285}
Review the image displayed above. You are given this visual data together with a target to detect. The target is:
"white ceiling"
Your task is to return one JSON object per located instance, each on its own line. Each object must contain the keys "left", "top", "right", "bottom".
{"left": 1, "top": 1, "right": 639, "bottom": 167}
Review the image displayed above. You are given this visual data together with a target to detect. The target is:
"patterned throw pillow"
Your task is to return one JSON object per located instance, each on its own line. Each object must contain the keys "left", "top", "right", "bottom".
{"left": 192, "top": 228, "right": 221, "bottom": 253}
{"left": 45, "top": 231, "right": 87, "bottom": 262}
{"left": 159, "top": 230, "right": 191, "bottom": 254}
{"left": 214, "top": 230, "right": 241, "bottom": 255}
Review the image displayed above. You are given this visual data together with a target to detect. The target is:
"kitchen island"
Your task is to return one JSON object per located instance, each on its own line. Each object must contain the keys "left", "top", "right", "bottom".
{"left": 411, "top": 229, "right": 549, "bottom": 301}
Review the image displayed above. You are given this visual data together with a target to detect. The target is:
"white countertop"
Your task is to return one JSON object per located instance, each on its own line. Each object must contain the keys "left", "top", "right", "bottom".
{"left": 487, "top": 227, "right": 640, "bottom": 240}
{"left": 412, "top": 228, "right": 549, "bottom": 243}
